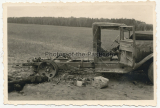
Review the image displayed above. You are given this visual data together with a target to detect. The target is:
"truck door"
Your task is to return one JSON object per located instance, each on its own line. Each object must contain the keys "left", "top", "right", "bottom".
{"left": 119, "top": 26, "right": 135, "bottom": 67}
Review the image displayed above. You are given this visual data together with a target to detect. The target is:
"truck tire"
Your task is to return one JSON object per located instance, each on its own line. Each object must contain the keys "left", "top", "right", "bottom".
{"left": 38, "top": 61, "right": 58, "bottom": 80}
{"left": 148, "top": 62, "right": 153, "bottom": 84}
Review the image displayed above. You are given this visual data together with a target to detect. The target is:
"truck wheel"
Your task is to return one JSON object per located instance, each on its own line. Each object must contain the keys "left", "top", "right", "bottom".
{"left": 148, "top": 62, "right": 153, "bottom": 84}
{"left": 38, "top": 62, "right": 58, "bottom": 81}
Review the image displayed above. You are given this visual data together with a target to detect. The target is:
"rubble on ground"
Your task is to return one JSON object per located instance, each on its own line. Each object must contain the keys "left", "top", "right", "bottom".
{"left": 8, "top": 65, "right": 110, "bottom": 92}
{"left": 8, "top": 74, "right": 48, "bottom": 92}
{"left": 92, "top": 76, "right": 109, "bottom": 89}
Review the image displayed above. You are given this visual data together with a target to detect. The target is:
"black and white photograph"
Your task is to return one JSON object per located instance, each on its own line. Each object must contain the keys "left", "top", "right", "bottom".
{"left": 3, "top": 2, "right": 156, "bottom": 105}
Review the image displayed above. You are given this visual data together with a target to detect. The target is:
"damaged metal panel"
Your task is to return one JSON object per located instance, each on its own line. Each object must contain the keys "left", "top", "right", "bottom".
{"left": 135, "top": 40, "right": 153, "bottom": 63}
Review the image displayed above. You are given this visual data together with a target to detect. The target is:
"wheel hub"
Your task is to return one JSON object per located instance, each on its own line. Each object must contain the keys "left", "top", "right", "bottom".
{"left": 38, "top": 62, "right": 57, "bottom": 80}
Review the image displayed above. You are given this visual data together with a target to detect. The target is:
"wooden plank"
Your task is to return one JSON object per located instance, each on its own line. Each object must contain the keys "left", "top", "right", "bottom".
{"left": 95, "top": 63, "right": 133, "bottom": 73}
{"left": 56, "top": 62, "right": 95, "bottom": 69}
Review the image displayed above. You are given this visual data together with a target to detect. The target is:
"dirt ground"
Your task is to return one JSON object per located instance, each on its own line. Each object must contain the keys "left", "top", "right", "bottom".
{"left": 8, "top": 66, "right": 153, "bottom": 100}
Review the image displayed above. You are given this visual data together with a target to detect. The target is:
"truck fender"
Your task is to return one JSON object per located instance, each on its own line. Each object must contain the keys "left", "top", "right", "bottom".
{"left": 133, "top": 53, "right": 153, "bottom": 70}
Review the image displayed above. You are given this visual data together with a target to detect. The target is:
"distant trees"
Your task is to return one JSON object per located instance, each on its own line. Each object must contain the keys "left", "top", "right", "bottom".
{"left": 7, "top": 17, "right": 153, "bottom": 31}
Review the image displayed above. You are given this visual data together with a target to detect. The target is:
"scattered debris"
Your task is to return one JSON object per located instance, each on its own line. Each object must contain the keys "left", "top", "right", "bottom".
{"left": 67, "top": 75, "right": 74, "bottom": 79}
{"left": 124, "top": 93, "right": 128, "bottom": 97}
{"left": 76, "top": 80, "right": 86, "bottom": 87}
{"left": 8, "top": 75, "right": 48, "bottom": 92}
{"left": 56, "top": 78, "right": 61, "bottom": 84}
{"left": 132, "top": 81, "right": 137, "bottom": 85}
{"left": 52, "top": 84, "right": 56, "bottom": 86}
{"left": 92, "top": 76, "right": 109, "bottom": 89}
{"left": 36, "top": 92, "right": 41, "bottom": 95}
{"left": 8, "top": 64, "right": 106, "bottom": 92}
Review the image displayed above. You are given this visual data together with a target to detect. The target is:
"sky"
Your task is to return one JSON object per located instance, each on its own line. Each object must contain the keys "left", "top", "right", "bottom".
{"left": 7, "top": 3, "right": 154, "bottom": 24}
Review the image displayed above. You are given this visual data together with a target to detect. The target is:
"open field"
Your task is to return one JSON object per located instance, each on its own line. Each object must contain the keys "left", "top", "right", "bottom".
{"left": 8, "top": 23, "right": 120, "bottom": 60}
{"left": 8, "top": 23, "right": 153, "bottom": 100}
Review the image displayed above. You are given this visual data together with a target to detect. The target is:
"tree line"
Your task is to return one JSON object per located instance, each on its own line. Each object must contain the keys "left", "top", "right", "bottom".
{"left": 7, "top": 17, "right": 153, "bottom": 31}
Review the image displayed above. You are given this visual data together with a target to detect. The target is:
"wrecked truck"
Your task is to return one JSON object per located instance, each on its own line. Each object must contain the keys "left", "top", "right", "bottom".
{"left": 14, "top": 22, "right": 154, "bottom": 84}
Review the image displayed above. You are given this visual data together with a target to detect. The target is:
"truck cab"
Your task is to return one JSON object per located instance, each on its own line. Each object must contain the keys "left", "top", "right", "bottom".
{"left": 92, "top": 22, "right": 153, "bottom": 83}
